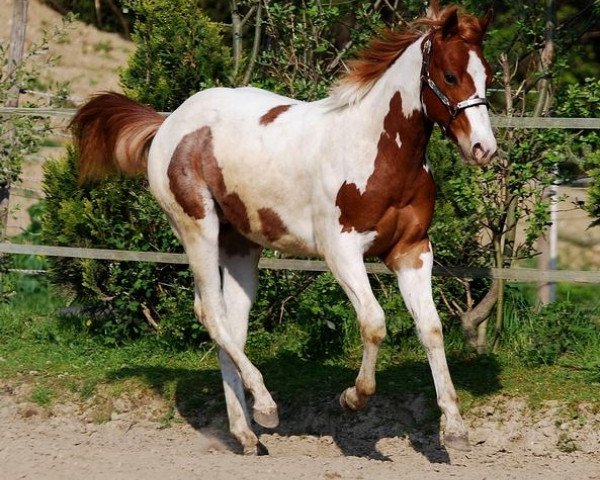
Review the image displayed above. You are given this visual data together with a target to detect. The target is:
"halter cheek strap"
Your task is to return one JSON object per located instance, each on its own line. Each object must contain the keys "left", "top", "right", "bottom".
{"left": 420, "top": 36, "right": 488, "bottom": 135}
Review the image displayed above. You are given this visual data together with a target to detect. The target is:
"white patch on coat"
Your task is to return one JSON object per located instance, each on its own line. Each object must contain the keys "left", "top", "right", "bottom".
{"left": 423, "top": 158, "right": 431, "bottom": 173}
{"left": 327, "top": 36, "right": 425, "bottom": 118}
{"left": 395, "top": 131, "right": 402, "bottom": 149}
{"left": 463, "top": 50, "right": 497, "bottom": 155}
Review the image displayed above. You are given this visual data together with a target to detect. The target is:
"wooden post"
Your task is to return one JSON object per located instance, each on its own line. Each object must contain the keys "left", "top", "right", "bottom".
{"left": 5, "top": 0, "right": 28, "bottom": 108}
{"left": 1, "top": 0, "right": 29, "bottom": 241}
{"left": 538, "top": 182, "right": 558, "bottom": 306}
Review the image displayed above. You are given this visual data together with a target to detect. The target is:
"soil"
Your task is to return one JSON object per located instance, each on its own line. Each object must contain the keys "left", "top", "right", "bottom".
{"left": 1, "top": 382, "right": 599, "bottom": 480}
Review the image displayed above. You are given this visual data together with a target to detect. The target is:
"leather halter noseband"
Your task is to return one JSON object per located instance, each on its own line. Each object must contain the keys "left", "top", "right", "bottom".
{"left": 420, "top": 35, "right": 488, "bottom": 135}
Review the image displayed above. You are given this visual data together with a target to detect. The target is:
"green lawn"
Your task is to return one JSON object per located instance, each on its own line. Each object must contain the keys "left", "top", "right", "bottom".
{"left": 1, "top": 282, "right": 598, "bottom": 418}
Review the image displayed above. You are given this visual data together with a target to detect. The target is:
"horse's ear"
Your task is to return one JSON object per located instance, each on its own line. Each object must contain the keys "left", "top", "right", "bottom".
{"left": 426, "top": 0, "right": 441, "bottom": 20}
{"left": 479, "top": 8, "right": 493, "bottom": 34}
{"left": 441, "top": 7, "right": 459, "bottom": 39}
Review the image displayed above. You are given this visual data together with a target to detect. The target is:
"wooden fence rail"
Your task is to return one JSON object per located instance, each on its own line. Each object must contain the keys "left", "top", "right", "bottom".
{"left": 2, "top": 107, "right": 600, "bottom": 130}
{"left": 2, "top": 242, "right": 600, "bottom": 284}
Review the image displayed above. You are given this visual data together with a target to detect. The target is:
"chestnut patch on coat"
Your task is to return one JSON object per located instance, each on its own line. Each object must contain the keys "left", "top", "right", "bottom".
{"left": 422, "top": 39, "right": 485, "bottom": 142}
{"left": 257, "top": 208, "right": 288, "bottom": 242}
{"left": 384, "top": 238, "right": 431, "bottom": 271}
{"left": 167, "top": 129, "right": 209, "bottom": 219}
{"left": 335, "top": 92, "right": 436, "bottom": 261}
{"left": 259, "top": 105, "right": 292, "bottom": 125}
{"left": 200, "top": 131, "right": 251, "bottom": 234}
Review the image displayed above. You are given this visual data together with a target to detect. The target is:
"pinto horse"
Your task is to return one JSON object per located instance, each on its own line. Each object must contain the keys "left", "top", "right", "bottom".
{"left": 72, "top": 2, "right": 496, "bottom": 455}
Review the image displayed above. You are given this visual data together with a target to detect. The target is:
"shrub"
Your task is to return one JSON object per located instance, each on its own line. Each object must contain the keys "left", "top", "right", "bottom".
{"left": 519, "top": 301, "right": 600, "bottom": 368}
{"left": 120, "top": 0, "right": 232, "bottom": 111}
{"left": 42, "top": 147, "right": 204, "bottom": 346}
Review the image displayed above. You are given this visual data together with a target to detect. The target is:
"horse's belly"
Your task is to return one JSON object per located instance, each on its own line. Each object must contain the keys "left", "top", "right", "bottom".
{"left": 245, "top": 229, "right": 319, "bottom": 256}
{"left": 216, "top": 194, "right": 319, "bottom": 256}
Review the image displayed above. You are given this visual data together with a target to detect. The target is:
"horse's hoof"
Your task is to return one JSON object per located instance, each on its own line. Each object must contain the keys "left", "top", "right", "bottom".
{"left": 243, "top": 441, "right": 269, "bottom": 456}
{"left": 253, "top": 405, "right": 279, "bottom": 429}
{"left": 443, "top": 432, "right": 471, "bottom": 452}
{"left": 339, "top": 387, "right": 367, "bottom": 411}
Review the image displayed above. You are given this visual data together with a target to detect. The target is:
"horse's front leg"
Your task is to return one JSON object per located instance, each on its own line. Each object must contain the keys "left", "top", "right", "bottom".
{"left": 389, "top": 239, "right": 469, "bottom": 451}
{"left": 325, "top": 243, "right": 387, "bottom": 411}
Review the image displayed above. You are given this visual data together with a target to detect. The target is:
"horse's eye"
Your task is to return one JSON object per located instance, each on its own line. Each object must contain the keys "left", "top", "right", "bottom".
{"left": 444, "top": 72, "right": 458, "bottom": 85}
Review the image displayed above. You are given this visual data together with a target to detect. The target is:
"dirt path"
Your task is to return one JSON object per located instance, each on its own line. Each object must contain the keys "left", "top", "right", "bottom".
{"left": 1, "top": 388, "right": 599, "bottom": 480}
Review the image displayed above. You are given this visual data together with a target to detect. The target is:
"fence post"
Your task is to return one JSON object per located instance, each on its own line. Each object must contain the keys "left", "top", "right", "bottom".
{"left": 1, "top": 0, "right": 29, "bottom": 241}
{"left": 537, "top": 180, "right": 559, "bottom": 306}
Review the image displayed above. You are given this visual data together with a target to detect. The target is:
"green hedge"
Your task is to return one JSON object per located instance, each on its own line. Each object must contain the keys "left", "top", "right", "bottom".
{"left": 42, "top": 147, "right": 205, "bottom": 345}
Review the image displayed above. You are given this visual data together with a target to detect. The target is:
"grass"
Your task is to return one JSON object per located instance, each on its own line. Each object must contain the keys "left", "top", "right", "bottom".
{"left": 0, "top": 275, "right": 598, "bottom": 422}
{"left": 30, "top": 385, "right": 53, "bottom": 406}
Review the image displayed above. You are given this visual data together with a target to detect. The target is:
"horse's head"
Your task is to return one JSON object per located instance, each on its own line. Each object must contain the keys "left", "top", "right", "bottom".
{"left": 420, "top": 5, "right": 496, "bottom": 165}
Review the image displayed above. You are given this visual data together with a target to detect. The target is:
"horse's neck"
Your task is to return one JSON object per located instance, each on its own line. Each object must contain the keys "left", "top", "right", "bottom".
{"left": 351, "top": 36, "right": 431, "bottom": 162}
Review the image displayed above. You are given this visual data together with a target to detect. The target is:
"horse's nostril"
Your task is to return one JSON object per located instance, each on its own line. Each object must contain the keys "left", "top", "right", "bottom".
{"left": 472, "top": 143, "right": 486, "bottom": 162}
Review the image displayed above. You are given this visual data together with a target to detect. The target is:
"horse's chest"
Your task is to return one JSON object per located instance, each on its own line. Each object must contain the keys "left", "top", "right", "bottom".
{"left": 336, "top": 167, "right": 436, "bottom": 257}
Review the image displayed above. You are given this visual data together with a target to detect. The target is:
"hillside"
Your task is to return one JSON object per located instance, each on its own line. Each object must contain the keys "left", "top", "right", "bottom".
{"left": 1, "top": 0, "right": 132, "bottom": 100}
{"left": 1, "top": 0, "right": 133, "bottom": 236}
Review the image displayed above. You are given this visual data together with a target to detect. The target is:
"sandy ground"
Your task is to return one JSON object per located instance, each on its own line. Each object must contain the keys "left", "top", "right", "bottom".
{"left": 1, "top": 382, "right": 599, "bottom": 480}
{"left": 0, "top": 0, "right": 132, "bottom": 100}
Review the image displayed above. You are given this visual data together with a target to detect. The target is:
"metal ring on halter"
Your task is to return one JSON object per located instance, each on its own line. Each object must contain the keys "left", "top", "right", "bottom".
{"left": 420, "top": 35, "right": 488, "bottom": 136}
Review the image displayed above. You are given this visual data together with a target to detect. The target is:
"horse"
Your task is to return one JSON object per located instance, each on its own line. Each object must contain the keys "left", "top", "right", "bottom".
{"left": 71, "top": 1, "right": 496, "bottom": 455}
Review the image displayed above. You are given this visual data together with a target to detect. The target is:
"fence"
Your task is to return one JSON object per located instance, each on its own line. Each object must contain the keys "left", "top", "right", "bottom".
{"left": 3, "top": 107, "right": 600, "bottom": 129}
{"left": 1, "top": 108, "right": 600, "bottom": 284}
{"left": 2, "top": 236, "right": 600, "bottom": 284}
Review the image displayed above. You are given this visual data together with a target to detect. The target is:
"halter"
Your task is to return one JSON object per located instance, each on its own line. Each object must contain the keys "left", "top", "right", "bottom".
{"left": 420, "top": 35, "right": 488, "bottom": 135}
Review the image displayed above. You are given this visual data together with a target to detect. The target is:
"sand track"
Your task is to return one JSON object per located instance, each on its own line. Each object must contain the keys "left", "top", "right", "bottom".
{"left": 1, "top": 386, "right": 599, "bottom": 480}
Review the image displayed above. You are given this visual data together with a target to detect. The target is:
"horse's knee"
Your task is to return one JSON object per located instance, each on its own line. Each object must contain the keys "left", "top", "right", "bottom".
{"left": 417, "top": 322, "right": 444, "bottom": 349}
{"left": 360, "top": 304, "right": 386, "bottom": 346}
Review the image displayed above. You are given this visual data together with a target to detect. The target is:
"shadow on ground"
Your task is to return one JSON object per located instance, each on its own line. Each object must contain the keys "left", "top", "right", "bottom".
{"left": 108, "top": 351, "right": 501, "bottom": 464}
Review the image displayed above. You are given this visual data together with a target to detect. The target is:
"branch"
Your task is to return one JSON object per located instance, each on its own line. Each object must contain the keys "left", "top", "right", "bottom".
{"left": 326, "top": 39, "right": 353, "bottom": 72}
{"left": 499, "top": 53, "right": 513, "bottom": 116}
{"left": 459, "top": 280, "right": 500, "bottom": 348}
{"left": 230, "top": 0, "right": 242, "bottom": 82}
{"left": 242, "top": 1, "right": 262, "bottom": 85}
{"left": 241, "top": 5, "right": 257, "bottom": 27}
{"left": 141, "top": 303, "right": 160, "bottom": 332}
{"left": 382, "top": 0, "right": 403, "bottom": 20}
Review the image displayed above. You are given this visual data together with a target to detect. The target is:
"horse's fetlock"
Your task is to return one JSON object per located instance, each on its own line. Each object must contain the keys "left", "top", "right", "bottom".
{"left": 356, "top": 378, "right": 376, "bottom": 397}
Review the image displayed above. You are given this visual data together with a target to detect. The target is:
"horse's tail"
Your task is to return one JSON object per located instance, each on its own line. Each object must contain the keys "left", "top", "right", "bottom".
{"left": 71, "top": 92, "right": 165, "bottom": 183}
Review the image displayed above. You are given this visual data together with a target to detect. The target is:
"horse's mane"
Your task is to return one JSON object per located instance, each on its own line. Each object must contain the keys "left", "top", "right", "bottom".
{"left": 328, "top": 1, "right": 486, "bottom": 107}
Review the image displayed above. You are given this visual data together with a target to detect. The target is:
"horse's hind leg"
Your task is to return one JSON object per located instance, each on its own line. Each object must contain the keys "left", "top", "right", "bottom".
{"left": 173, "top": 207, "right": 278, "bottom": 430}
{"left": 218, "top": 228, "right": 266, "bottom": 455}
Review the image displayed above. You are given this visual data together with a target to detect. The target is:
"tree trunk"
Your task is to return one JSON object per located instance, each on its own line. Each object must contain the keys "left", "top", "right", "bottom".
{"left": 460, "top": 280, "right": 500, "bottom": 353}
{"left": 230, "top": 0, "right": 243, "bottom": 83}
